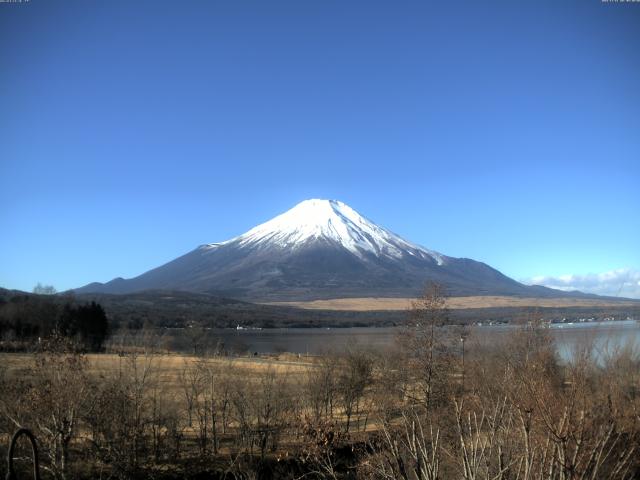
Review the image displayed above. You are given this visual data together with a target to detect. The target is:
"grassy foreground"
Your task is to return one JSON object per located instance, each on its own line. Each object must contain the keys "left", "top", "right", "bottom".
{"left": 1, "top": 318, "right": 640, "bottom": 479}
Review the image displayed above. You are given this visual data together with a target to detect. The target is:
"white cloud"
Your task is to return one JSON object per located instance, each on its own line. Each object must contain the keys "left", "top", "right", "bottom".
{"left": 524, "top": 268, "right": 640, "bottom": 299}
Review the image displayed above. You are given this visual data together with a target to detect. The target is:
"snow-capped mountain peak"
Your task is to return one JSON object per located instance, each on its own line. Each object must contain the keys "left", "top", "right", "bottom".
{"left": 76, "top": 199, "right": 561, "bottom": 300}
{"left": 205, "top": 199, "right": 444, "bottom": 264}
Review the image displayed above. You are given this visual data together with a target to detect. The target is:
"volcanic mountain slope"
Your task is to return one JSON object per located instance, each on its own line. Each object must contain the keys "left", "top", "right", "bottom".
{"left": 77, "top": 199, "right": 583, "bottom": 301}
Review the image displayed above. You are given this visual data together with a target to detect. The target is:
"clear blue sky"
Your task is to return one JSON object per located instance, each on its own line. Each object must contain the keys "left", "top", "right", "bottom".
{"left": 1, "top": 0, "right": 639, "bottom": 296}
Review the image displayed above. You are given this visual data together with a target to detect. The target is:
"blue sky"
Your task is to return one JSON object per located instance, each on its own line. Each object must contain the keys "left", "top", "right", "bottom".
{"left": 1, "top": 0, "right": 639, "bottom": 297}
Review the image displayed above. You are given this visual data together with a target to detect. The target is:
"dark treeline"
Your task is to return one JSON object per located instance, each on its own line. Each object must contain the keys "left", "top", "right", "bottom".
{"left": 1, "top": 288, "right": 638, "bottom": 334}
{"left": 63, "top": 291, "right": 640, "bottom": 329}
{"left": 75, "top": 290, "right": 404, "bottom": 329}
{"left": 0, "top": 292, "right": 109, "bottom": 352}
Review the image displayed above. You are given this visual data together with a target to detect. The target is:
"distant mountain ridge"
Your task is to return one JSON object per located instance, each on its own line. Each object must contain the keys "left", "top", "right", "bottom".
{"left": 76, "top": 199, "right": 601, "bottom": 301}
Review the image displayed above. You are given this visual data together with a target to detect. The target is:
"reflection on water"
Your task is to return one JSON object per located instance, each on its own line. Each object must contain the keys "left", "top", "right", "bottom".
{"left": 548, "top": 320, "right": 640, "bottom": 362}
{"left": 165, "top": 320, "right": 640, "bottom": 360}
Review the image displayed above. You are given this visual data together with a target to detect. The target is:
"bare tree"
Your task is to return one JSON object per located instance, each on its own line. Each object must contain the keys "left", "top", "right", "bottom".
{"left": 252, "top": 367, "right": 295, "bottom": 459}
{"left": 33, "top": 283, "right": 57, "bottom": 295}
{"left": 84, "top": 349, "right": 157, "bottom": 478}
{"left": 363, "top": 407, "right": 441, "bottom": 480}
{"left": 179, "top": 359, "right": 200, "bottom": 428}
{"left": 18, "top": 337, "right": 89, "bottom": 479}
{"left": 305, "top": 354, "right": 339, "bottom": 422}
{"left": 401, "top": 282, "right": 454, "bottom": 410}
{"left": 337, "top": 348, "right": 373, "bottom": 432}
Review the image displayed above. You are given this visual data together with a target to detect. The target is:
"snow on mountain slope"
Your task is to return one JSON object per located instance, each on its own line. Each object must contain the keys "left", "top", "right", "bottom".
{"left": 76, "top": 199, "right": 575, "bottom": 300}
{"left": 203, "top": 199, "right": 445, "bottom": 265}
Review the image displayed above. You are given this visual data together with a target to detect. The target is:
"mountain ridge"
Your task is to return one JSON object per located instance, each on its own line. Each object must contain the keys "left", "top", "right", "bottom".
{"left": 75, "top": 199, "right": 608, "bottom": 301}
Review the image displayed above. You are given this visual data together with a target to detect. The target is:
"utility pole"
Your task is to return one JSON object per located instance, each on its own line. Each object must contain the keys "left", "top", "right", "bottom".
{"left": 460, "top": 333, "right": 466, "bottom": 393}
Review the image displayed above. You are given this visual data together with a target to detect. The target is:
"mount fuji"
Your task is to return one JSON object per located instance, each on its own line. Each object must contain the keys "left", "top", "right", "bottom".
{"left": 76, "top": 199, "right": 573, "bottom": 301}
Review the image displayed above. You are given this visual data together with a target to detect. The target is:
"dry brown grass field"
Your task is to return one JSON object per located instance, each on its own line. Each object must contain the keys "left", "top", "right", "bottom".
{"left": 2, "top": 298, "right": 639, "bottom": 479}
{"left": 266, "top": 295, "right": 639, "bottom": 311}
{"left": 0, "top": 350, "right": 341, "bottom": 478}
{"left": 0, "top": 351, "right": 315, "bottom": 389}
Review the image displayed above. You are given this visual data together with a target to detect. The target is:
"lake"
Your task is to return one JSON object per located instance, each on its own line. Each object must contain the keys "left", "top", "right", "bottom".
{"left": 160, "top": 319, "right": 640, "bottom": 361}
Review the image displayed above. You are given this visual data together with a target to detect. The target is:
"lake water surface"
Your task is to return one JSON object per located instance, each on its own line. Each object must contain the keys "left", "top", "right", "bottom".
{"left": 202, "top": 320, "right": 640, "bottom": 361}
